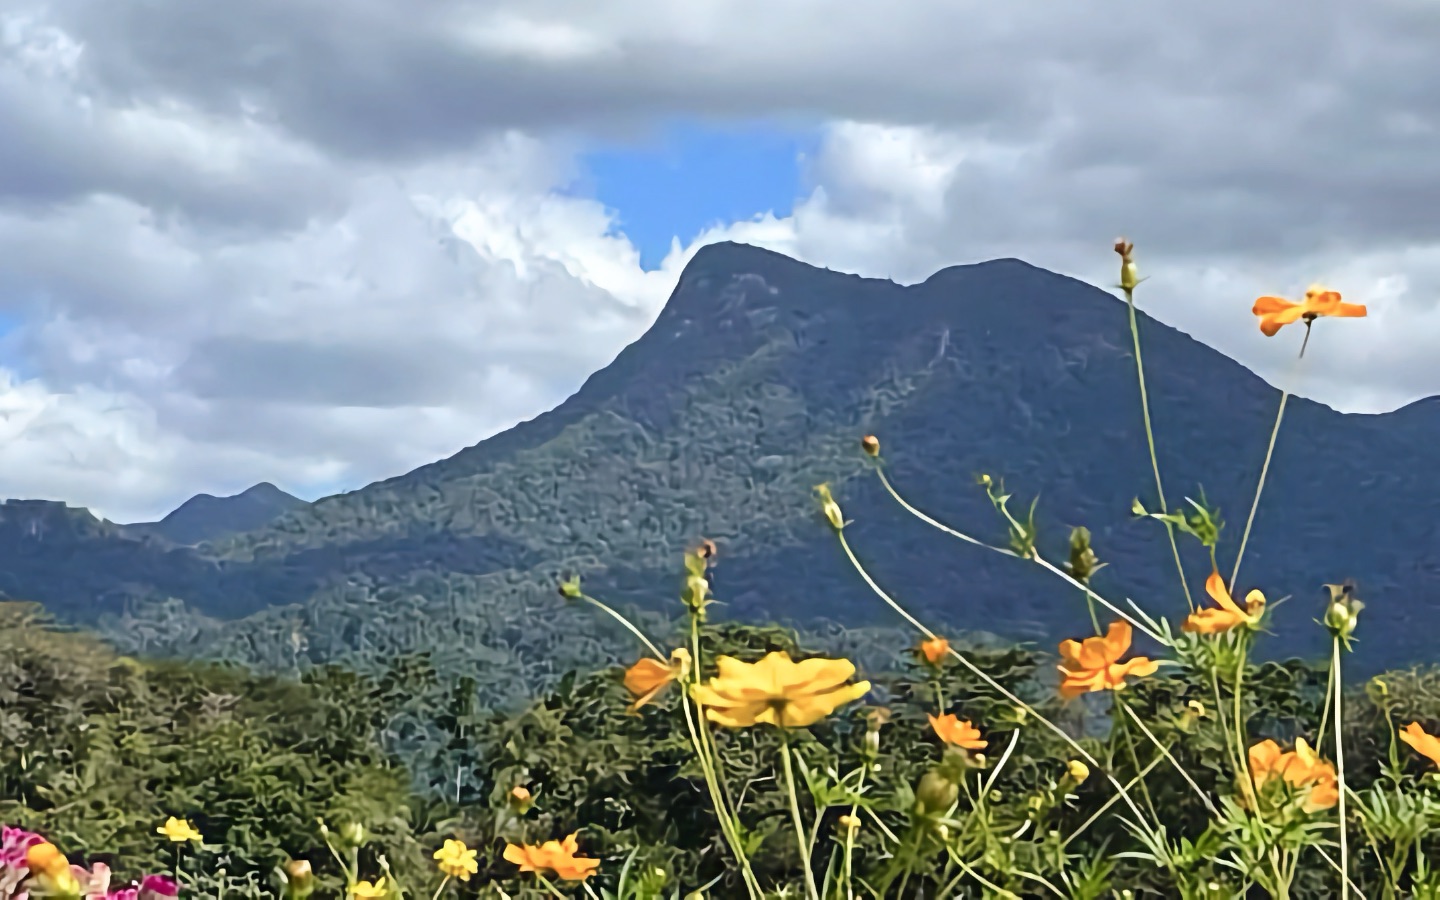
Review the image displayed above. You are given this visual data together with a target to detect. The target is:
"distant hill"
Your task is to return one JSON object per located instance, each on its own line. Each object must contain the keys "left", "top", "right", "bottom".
{"left": 1, "top": 242, "right": 1436, "bottom": 679}
{"left": 121, "top": 482, "right": 308, "bottom": 546}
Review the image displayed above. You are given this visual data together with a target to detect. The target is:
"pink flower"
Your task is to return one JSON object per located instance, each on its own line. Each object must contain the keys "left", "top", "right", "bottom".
{"left": 0, "top": 826, "right": 43, "bottom": 869}
{"left": 138, "top": 874, "right": 179, "bottom": 899}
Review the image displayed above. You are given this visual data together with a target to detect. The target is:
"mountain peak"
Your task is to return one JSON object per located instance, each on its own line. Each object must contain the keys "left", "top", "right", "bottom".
{"left": 122, "top": 481, "right": 308, "bottom": 546}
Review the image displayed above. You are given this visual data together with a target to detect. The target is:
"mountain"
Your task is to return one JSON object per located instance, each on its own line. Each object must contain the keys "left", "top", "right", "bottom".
{"left": 121, "top": 482, "right": 309, "bottom": 546}
{"left": 1, "top": 242, "right": 1436, "bottom": 679}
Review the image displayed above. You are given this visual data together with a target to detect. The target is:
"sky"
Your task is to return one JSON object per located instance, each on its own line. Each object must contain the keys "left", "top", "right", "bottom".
{"left": 1, "top": 1, "right": 1439, "bottom": 523}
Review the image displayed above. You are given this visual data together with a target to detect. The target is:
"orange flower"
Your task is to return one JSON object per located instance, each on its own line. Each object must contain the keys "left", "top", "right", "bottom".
{"left": 1252, "top": 284, "right": 1366, "bottom": 337}
{"left": 1057, "top": 621, "right": 1159, "bottom": 699}
{"left": 1248, "top": 738, "right": 1338, "bottom": 812}
{"left": 502, "top": 833, "right": 600, "bottom": 882}
{"left": 1399, "top": 722, "right": 1440, "bottom": 768}
{"left": 918, "top": 636, "right": 950, "bottom": 665}
{"left": 1183, "top": 571, "right": 1266, "bottom": 635}
{"left": 622, "top": 648, "right": 692, "bottom": 713}
{"left": 928, "top": 713, "right": 987, "bottom": 750}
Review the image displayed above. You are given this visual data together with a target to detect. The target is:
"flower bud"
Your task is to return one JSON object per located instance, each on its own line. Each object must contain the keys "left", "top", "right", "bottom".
{"left": 557, "top": 575, "right": 582, "bottom": 600}
{"left": 1322, "top": 581, "right": 1364, "bottom": 642}
{"left": 283, "top": 859, "right": 316, "bottom": 899}
{"left": 682, "top": 575, "right": 709, "bottom": 612}
{"left": 915, "top": 770, "right": 959, "bottom": 815}
{"left": 338, "top": 822, "right": 366, "bottom": 848}
{"left": 837, "top": 814, "right": 861, "bottom": 834}
{"left": 1066, "top": 526, "right": 1101, "bottom": 583}
{"left": 860, "top": 435, "right": 880, "bottom": 457}
{"left": 1065, "top": 759, "right": 1090, "bottom": 784}
{"left": 1115, "top": 238, "right": 1140, "bottom": 292}
{"left": 814, "top": 484, "right": 845, "bottom": 531}
{"left": 508, "top": 785, "right": 534, "bottom": 814}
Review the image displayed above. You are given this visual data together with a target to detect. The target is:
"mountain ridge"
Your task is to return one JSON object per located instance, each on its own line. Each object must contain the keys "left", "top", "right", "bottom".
{"left": 1, "top": 242, "right": 1436, "bottom": 679}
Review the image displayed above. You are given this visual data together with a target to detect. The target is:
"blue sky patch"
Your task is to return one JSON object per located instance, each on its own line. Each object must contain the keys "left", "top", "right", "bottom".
{"left": 578, "top": 119, "right": 819, "bottom": 270}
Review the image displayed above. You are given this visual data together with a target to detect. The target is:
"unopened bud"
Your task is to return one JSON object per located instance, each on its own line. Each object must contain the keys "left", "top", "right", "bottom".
{"left": 682, "top": 575, "right": 709, "bottom": 611}
{"left": 860, "top": 435, "right": 880, "bottom": 457}
{"left": 1067, "top": 526, "right": 1101, "bottom": 583}
{"left": 838, "top": 814, "right": 861, "bottom": 833}
{"left": 915, "top": 770, "right": 959, "bottom": 815}
{"left": 1115, "top": 238, "right": 1140, "bottom": 292}
{"left": 814, "top": 484, "right": 845, "bottom": 531}
{"left": 509, "top": 785, "right": 534, "bottom": 813}
{"left": 283, "top": 860, "right": 315, "bottom": 899}
{"left": 1066, "top": 759, "right": 1090, "bottom": 784}
{"left": 338, "top": 822, "right": 366, "bottom": 848}
{"left": 558, "top": 575, "right": 582, "bottom": 600}
{"left": 1322, "top": 581, "right": 1364, "bottom": 641}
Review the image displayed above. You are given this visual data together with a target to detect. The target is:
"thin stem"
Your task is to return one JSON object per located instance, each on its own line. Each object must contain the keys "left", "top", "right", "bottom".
{"left": 1229, "top": 389, "right": 1288, "bottom": 590}
{"left": 1119, "top": 700, "right": 1219, "bottom": 817}
{"left": 1231, "top": 324, "right": 1310, "bottom": 589}
{"left": 836, "top": 530, "right": 1161, "bottom": 842}
{"left": 429, "top": 876, "right": 451, "bottom": 900}
{"left": 780, "top": 733, "right": 821, "bottom": 900}
{"left": 1333, "top": 636, "right": 1350, "bottom": 900}
{"left": 1124, "top": 284, "right": 1194, "bottom": 612}
{"left": 533, "top": 874, "right": 569, "bottom": 899}
{"left": 578, "top": 593, "right": 664, "bottom": 660}
{"left": 875, "top": 470, "right": 1164, "bottom": 644}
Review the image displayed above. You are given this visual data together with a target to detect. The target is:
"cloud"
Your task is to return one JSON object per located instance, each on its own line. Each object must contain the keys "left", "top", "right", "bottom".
{"left": 1, "top": 0, "right": 1439, "bottom": 520}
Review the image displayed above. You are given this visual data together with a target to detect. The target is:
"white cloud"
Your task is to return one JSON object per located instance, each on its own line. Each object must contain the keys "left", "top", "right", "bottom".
{"left": 1, "top": 2, "right": 1439, "bottom": 522}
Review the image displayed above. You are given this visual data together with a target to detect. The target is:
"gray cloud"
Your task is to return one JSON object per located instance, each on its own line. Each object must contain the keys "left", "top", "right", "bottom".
{"left": 3, "top": 0, "right": 1440, "bottom": 519}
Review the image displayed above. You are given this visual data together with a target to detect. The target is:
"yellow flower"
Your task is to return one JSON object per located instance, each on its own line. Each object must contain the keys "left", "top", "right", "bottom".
{"left": 25, "top": 842, "right": 70, "bottom": 879}
{"left": 503, "top": 833, "right": 600, "bottom": 882}
{"left": 1400, "top": 722, "right": 1440, "bottom": 768}
{"left": 349, "top": 877, "right": 390, "bottom": 898}
{"left": 1066, "top": 760, "right": 1090, "bottom": 784}
{"left": 623, "top": 648, "right": 692, "bottom": 713}
{"left": 927, "top": 713, "right": 987, "bottom": 750}
{"left": 689, "top": 651, "right": 871, "bottom": 728}
{"left": 1252, "top": 284, "right": 1366, "bottom": 336}
{"left": 1056, "top": 621, "right": 1160, "bottom": 699}
{"left": 918, "top": 636, "right": 950, "bottom": 666}
{"left": 433, "top": 838, "right": 478, "bottom": 881}
{"left": 1183, "top": 570, "right": 1265, "bottom": 635}
{"left": 156, "top": 817, "right": 201, "bottom": 843}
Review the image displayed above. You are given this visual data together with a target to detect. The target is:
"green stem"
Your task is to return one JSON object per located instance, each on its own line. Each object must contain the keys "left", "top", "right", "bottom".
{"left": 875, "top": 470, "right": 1164, "bottom": 644}
{"left": 534, "top": 874, "right": 569, "bottom": 899}
{"left": 1118, "top": 700, "right": 1218, "bottom": 817}
{"left": 780, "top": 733, "right": 821, "bottom": 900}
{"left": 578, "top": 593, "right": 664, "bottom": 660}
{"left": 1124, "top": 284, "right": 1194, "bottom": 612}
{"left": 1229, "top": 389, "right": 1288, "bottom": 590}
{"left": 1333, "top": 636, "right": 1350, "bottom": 900}
{"left": 429, "top": 876, "right": 451, "bottom": 900}
{"left": 836, "top": 530, "right": 1162, "bottom": 844}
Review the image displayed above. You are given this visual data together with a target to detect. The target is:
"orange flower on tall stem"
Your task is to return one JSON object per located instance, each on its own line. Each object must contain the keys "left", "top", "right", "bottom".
{"left": 1057, "top": 621, "right": 1159, "bottom": 699}
{"left": 503, "top": 833, "right": 600, "bottom": 882}
{"left": 1252, "top": 284, "right": 1366, "bottom": 337}
{"left": 1182, "top": 570, "right": 1266, "bottom": 635}
{"left": 918, "top": 636, "right": 950, "bottom": 666}
{"left": 622, "top": 648, "right": 692, "bottom": 713}
{"left": 928, "top": 713, "right": 986, "bottom": 750}
{"left": 1399, "top": 722, "right": 1440, "bottom": 768}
